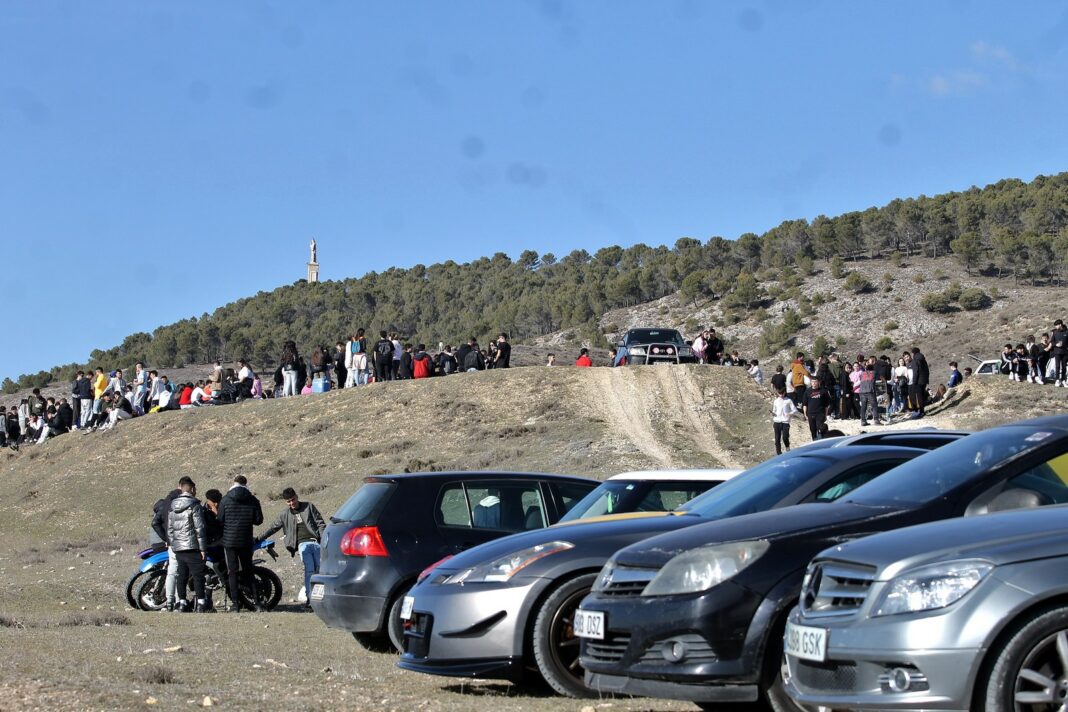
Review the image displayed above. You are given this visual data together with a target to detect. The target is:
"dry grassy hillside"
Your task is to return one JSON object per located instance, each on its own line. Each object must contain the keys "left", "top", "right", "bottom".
{"left": 0, "top": 365, "right": 1063, "bottom": 711}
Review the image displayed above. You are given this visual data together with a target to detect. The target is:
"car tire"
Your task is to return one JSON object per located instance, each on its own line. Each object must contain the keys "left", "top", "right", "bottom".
{"left": 386, "top": 585, "right": 412, "bottom": 653}
{"left": 531, "top": 573, "right": 598, "bottom": 698}
{"left": 696, "top": 703, "right": 770, "bottom": 712}
{"left": 982, "top": 605, "right": 1068, "bottom": 711}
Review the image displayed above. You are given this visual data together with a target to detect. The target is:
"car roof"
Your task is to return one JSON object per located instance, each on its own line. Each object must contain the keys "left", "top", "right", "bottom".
{"left": 827, "top": 428, "right": 971, "bottom": 447}
{"left": 364, "top": 471, "right": 595, "bottom": 484}
{"left": 788, "top": 444, "right": 928, "bottom": 461}
{"left": 608, "top": 469, "right": 742, "bottom": 482}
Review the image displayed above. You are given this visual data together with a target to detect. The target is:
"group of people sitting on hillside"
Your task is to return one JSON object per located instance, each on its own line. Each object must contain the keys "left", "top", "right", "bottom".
{"left": 997, "top": 320, "right": 1068, "bottom": 386}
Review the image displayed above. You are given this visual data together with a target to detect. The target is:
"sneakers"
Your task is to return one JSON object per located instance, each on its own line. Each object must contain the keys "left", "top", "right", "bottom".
{"left": 161, "top": 601, "right": 174, "bottom": 612}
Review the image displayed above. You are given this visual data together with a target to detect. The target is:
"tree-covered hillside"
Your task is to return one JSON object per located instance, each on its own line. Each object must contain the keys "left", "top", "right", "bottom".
{"left": 6, "top": 172, "right": 1068, "bottom": 392}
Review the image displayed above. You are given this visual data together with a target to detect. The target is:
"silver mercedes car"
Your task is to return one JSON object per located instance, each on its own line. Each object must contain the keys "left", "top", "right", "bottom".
{"left": 784, "top": 502, "right": 1068, "bottom": 712}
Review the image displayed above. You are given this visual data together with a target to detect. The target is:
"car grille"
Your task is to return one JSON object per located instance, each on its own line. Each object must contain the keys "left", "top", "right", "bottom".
{"left": 600, "top": 566, "right": 656, "bottom": 597}
{"left": 793, "top": 659, "right": 858, "bottom": 693}
{"left": 799, "top": 559, "right": 877, "bottom": 618}
{"left": 639, "top": 634, "right": 717, "bottom": 664}
{"left": 584, "top": 632, "right": 631, "bottom": 663}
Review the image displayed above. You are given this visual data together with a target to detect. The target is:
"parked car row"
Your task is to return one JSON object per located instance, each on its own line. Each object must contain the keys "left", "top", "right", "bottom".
{"left": 309, "top": 417, "right": 1068, "bottom": 712}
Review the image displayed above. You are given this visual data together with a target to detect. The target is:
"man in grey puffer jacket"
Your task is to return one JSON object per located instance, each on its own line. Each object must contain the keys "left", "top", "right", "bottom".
{"left": 167, "top": 476, "right": 210, "bottom": 612}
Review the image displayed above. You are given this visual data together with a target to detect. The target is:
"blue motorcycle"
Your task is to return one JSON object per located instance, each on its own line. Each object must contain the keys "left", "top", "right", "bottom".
{"left": 125, "top": 540, "right": 281, "bottom": 611}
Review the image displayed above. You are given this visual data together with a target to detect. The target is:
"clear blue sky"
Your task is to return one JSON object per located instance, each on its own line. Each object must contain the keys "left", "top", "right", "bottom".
{"left": 3, "top": 2, "right": 1068, "bottom": 381}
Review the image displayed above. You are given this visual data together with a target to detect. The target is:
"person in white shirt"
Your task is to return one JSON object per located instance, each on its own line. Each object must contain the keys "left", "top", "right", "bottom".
{"left": 748, "top": 359, "right": 764, "bottom": 386}
{"left": 189, "top": 381, "right": 209, "bottom": 406}
{"left": 772, "top": 388, "right": 798, "bottom": 455}
{"left": 237, "top": 360, "right": 254, "bottom": 382}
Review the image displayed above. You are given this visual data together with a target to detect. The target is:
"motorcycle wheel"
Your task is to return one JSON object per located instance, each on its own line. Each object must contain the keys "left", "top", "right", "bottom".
{"left": 125, "top": 570, "right": 151, "bottom": 610}
{"left": 135, "top": 570, "right": 169, "bottom": 611}
{"left": 239, "top": 567, "right": 283, "bottom": 610}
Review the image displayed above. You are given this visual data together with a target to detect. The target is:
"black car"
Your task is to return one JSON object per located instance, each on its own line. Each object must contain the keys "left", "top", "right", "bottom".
{"left": 310, "top": 471, "right": 597, "bottom": 650}
{"left": 613, "top": 328, "right": 696, "bottom": 365}
{"left": 398, "top": 444, "right": 932, "bottom": 696}
{"left": 578, "top": 415, "right": 1068, "bottom": 711}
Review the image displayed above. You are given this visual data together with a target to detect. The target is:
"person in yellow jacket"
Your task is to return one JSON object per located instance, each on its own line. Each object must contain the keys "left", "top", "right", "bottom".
{"left": 92, "top": 367, "right": 109, "bottom": 417}
{"left": 789, "top": 352, "right": 808, "bottom": 407}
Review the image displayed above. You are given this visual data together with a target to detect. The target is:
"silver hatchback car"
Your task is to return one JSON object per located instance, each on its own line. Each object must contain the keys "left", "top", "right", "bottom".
{"left": 784, "top": 503, "right": 1068, "bottom": 712}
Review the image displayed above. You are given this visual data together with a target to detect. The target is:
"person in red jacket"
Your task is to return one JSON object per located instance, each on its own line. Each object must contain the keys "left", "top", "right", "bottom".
{"left": 412, "top": 345, "right": 434, "bottom": 379}
{"left": 575, "top": 348, "right": 592, "bottom": 367}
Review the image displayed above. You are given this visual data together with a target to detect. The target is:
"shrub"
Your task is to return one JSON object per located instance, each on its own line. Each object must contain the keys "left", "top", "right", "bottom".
{"left": 884, "top": 320, "right": 899, "bottom": 331}
{"left": 830, "top": 256, "right": 846, "bottom": 278}
{"left": 797, "top": 255, "right": 815, "bottom": 276}
{"left": 920, "top": 291, "right": 954, "bottom": 313}
{"left": 811, "top": 292, "right": 827, "bottom": 307}
{"left": 933, "top": 268, "right": 947, "bottom": 280}
{"left": 890, "top": 251, "right": 904, "bottom": 267}
{"left": 882, "top": 272, "right": 895, "bottom": 287}
{"left": 912, "top": 273, "right": 926, "bottom": 284}
{"left": 958, "top": 287, "right": 991, "bottom": 311}
{"left": 874, "top": 336, "right": 895, "bottom": 351}
{"left": 844, "top": 272, "right": 872, "bottom": 294}
{"left": 812, "top": 335, "right": 831, "bottom": 357}
{"left": 944, "top": 281, "right": 963, "bottom": 302}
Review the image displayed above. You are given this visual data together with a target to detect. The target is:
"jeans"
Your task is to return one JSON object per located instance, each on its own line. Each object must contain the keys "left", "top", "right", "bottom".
{"left": 165, "top": 548, "right": 178, "bottom": 603}
{"left": 773, "top": 422, "right": 791, "bottom": 455}
{"left": 175, "top": 550, "right": 207, "bottom": 604}
{"left": 859, "top": 393, "right": 880, "bottom": 424}
{"left": 79, "top": 399, "right": 93, "bottom": 427}
{"left": 298, "top": 541, "right": 321, "bottom": 600}
{"left": 282, "top": 369, "right": 298, "bottom": 397}
{"left": 808, "top": 414, "right": 825, "bottom": 441}
{"left": 224, "top": 547, "right": 256, "bottom": 610}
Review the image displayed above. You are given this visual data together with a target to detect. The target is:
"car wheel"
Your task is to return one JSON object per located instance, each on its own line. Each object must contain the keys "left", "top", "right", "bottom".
{"left": 386, "top": 585, "right": 412, "bottom": 653}
{"left": 531, "top": 573, "right": 598, "bottom": 698}
{"left": 696, "top": 703, "right": 771, "bottom": 712}
{"left": 983, "top": 606, "right": 1068, "bottom": 711}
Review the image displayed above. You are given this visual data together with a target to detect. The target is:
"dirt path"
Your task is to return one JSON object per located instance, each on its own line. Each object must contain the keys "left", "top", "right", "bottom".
{"left": 585, "top": 366, "right": 744, "bottom": 469}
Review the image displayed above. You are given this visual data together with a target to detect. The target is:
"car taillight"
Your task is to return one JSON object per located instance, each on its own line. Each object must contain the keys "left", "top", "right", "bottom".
{"left": 339, "top": 526, "right": 389, "bottom": 557}
{"left": 418, "top": 555, "right": 454, "bottom": 583}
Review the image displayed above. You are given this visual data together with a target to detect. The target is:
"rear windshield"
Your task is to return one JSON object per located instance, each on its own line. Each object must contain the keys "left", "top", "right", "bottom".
{"left": 559, "top": 480, "right": 717, "bottom": 522}
{"left": 626, "top": 329, "right": 685, "bottom": 345}
{"left": 845, "top": 426, "right": 1064, "bottom": 507}
{"left": 332, "top": 481, "right": 395, "bottom": 522}
{"left": 683, "top": 454, "right": 834, "bottom": 519}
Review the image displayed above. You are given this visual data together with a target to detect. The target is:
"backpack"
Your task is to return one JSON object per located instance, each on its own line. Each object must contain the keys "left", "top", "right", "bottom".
{"left": 375, "top": 340, "right": 393, "bottom": 359}
{"left": 350, "top": 339, "right": 363, "bottom": 355}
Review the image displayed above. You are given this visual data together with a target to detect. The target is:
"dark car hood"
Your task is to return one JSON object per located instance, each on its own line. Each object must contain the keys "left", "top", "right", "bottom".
{"left": 820, "top": 504, "right": 1068, "bottom": 580}
{"left": 613, "top": 501, "right": 900, "bottom": 569}
{"left": 435, "top": 514, "right": 703, "bottom": 574}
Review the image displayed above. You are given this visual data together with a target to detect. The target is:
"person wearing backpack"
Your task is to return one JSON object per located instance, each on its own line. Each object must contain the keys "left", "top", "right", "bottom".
{"left": 463, "top": 343, "right": 486, "bottom": 372}
{"left": 373, "top": 331, "right": 394, "bottom": 382}
{"left": 412, "top": 344, "right": 434, "bottom": 379}
{"left": 345, "top": 329, "right": 369, "bottom": 387}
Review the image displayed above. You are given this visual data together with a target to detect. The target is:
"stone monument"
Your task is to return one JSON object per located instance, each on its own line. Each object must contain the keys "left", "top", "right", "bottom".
{"left": 307, "top": 238, "right": 319, "bottom": 283}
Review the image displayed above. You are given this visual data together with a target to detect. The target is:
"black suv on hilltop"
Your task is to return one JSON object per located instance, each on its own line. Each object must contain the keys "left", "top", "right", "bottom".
{"left": 613, "top": 328, "right": 696, "bottom": 366}
{"left": 310, "top": 471, "right": 596, "bottom": 650}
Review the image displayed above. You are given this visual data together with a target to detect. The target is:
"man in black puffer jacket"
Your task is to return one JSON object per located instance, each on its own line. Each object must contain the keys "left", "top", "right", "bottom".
{"left": 217, "top": 475, "right": 264, "bottom": 612}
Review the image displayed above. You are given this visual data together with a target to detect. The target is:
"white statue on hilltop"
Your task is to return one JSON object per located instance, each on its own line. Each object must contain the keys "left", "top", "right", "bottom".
{"left": 310, "top": 238, "right": 317, "bottom": 264}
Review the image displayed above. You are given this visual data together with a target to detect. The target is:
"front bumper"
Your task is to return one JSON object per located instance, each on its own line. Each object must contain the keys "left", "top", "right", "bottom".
{"left": 578, "top": 580, "right": 766, "bottom": 701}
{"left": 783, "top": 571, "right": 1032, "bottom": 711}
{"left": 397, "top": 574, "right": 549, "bottom": 681}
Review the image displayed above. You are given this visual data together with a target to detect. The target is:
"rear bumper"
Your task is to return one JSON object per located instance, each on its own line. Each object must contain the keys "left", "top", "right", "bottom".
{"left": 309, "top": 575, "right": 386, "bottom": 633}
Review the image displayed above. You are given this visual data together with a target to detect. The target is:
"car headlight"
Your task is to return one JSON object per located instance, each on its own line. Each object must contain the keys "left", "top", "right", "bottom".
{"left": 442, "top": 541, "right": 574, "bottom": 584}
{"left": 873, "top": 559, "right": 993, "bottom": 616}
{"left": 628, "top": 346, "right": 647, "bottom": 356}
{"left": 642, "top": 540, "right": 770, "bottom": 596}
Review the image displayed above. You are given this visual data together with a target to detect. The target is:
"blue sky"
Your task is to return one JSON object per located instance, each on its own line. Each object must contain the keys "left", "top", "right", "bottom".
{"left": 3, "top": 1, "right": 1068, "bottom": 381}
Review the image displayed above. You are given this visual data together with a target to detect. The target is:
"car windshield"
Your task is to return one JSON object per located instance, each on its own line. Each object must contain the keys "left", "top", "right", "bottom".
{"left": 844, "top": 426, "right": 1062, "bottom": 507}
{"left": 682, "top": 454, "right": 834, "bottom": 518}
{"left": 560, "top": 480, "right": 714, "bottom": 522}
{"left": 626, "top": 329, "right": 684, "bottom": 345}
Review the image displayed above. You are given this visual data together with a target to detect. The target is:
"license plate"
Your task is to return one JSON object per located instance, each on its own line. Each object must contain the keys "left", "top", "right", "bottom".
{"left": 400, "top": 595, "right": 415, "bottom": 621}
{"left": 310, "top": 584, "right": 325, "bottom": 601}
{"left": 572, "top": 609, "right": 605, "bottom": 640}
{"left": 785, "top": 621, "right": 827, "bottom": 662}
